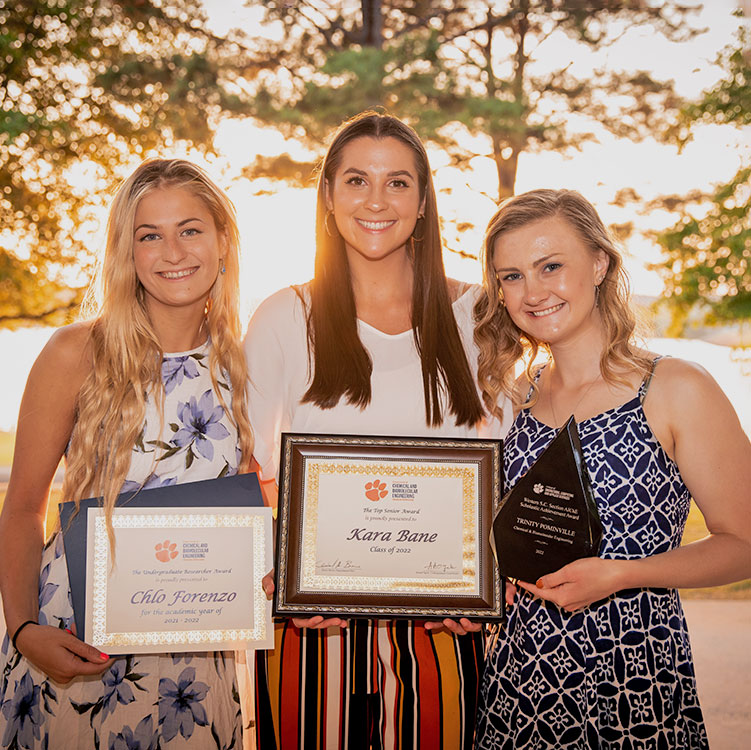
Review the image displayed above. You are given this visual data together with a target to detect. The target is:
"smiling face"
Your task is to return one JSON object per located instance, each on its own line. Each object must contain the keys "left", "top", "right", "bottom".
{"left": 492, "top": 215, "right": 609, "bottom": 346}
{"left": 325, "top": 136, "right": 425, "bottom": 265}
{"left": 133, "top": 186, "right": 224, "bottom": 322}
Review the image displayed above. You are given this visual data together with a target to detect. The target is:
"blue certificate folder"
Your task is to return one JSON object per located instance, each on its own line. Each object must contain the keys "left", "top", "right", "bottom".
{"left": 59, "top": 473, "right": 264, "bottom": 641}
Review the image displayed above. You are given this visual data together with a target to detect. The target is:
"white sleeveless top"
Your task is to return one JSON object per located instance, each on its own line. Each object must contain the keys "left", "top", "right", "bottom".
{"left": 243, "top": 284, "right": 511, "bottom": 481}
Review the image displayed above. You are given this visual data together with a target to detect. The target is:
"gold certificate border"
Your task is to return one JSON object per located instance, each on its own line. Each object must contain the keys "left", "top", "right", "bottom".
{"left": 91, "top": 512, "right": 268, "bottom": 649}
{"left": 276, "top": 434, "right": 504, "bottom": 620}
{"left": 300, "top": 460, "right": 478, "bottom": 593}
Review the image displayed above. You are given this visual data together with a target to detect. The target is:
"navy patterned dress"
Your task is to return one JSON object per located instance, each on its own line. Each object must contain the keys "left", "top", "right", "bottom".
{"left": 476, "top": 362, "right": 708, "bottom": 749}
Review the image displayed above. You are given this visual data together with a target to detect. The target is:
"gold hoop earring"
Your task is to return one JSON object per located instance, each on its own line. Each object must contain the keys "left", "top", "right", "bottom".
{"left": 324, "top": 210, "right": 336, "bottom": 237}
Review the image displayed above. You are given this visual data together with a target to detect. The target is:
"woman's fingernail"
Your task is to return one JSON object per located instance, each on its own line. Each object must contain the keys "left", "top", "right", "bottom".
{"left": 536, "top": 579, "right": 544, "bottom": 589}
{"left": 65, "top": 628, "right": 72, "bottom": 633}
{"left": 100, "top": 652, "right": 109, "bottom": 660}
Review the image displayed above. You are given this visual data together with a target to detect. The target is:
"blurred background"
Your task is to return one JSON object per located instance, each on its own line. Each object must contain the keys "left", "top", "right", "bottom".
{"left": 1, "top": 0, "right": 750, "bottom": 567}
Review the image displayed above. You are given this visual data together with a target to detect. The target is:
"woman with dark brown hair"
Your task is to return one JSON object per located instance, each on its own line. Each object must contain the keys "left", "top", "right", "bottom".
{"left": 244, "top": 112, "right": 508, "bottom": 748}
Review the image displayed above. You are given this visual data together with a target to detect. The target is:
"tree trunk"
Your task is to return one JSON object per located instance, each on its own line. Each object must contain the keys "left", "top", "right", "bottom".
{"left": 361, "top": 0, "right": 383, "bottom": 48}
{"left": 495, "top": 141, "right": 520, "bottom": 202}
{"left": 489, "top": 0, "right": 528, "bottom": 202}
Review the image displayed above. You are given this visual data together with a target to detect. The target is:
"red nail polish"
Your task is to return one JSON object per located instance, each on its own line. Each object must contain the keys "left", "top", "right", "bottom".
{"left": 100, "top": 652, "right": 109, "bottom": 660}
{"left": 536, "top": 579, "right": 544, "bottom": 589}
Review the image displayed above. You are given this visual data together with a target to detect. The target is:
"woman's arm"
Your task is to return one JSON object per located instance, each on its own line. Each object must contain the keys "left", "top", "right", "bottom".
{"left": 520, "top": 358, "right": 751, "bottom": 611}
{"left": 244, "top": 288, "right": 308, "bottom": 497}
{"left": 626, "top": 359, "right": 751, "bottom": 585}
{"left": 244, "top": 290, "right": 347, "bottom": 629}
{"left": 0, "top": 324, "right": 112, "bottom": 680}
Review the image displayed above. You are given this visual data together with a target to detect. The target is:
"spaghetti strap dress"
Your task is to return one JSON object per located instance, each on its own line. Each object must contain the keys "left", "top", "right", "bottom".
{"left": 475, "top": 359, "right": 708, "bottom": 749}
{"left": 0, "top": 341, "right": 244, "bottom": 750}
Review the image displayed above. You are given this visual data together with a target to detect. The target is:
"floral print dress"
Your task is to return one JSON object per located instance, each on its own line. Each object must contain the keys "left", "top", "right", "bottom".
{"left": 0, "top": 342, "right": 244, "bottom": 750}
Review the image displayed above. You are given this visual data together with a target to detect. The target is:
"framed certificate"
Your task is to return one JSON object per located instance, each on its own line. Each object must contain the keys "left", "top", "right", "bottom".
{"left": 274, "top": 433, "right": 504, "bottom": 620}
{"left": 60, "top": 474, "right": 274, "bottom": 653}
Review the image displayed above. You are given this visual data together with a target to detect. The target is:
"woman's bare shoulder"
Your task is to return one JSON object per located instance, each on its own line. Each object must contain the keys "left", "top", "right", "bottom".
{"left": 37, "top": 321, "right": 93, "bottom": 381}
{"left": 649, "top": 355, "right": 718, "bottom": 396}
{"left": 446, "top": 278, "right": 480, "bottom": 304}
{"left": 645, "top": 354, "right": 740, "bottom": 433}
{"left": 510, "top": 370, "right": 534, "bottom": 406}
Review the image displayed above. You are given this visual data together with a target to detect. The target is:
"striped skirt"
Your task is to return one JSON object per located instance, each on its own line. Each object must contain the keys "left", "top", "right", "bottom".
{"left": 255, "top": 619, "right": 483, "bottom": 749}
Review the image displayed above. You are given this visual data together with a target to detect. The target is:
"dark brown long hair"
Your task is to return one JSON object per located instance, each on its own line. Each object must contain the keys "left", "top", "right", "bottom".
{"left": 302, "top": 111, "right": 483, "bottom": 427}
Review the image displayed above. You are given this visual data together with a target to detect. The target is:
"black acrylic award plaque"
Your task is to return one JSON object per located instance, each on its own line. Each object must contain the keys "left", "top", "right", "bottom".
{"left": 492, "top": 416, "right": 602, "bottom": 583}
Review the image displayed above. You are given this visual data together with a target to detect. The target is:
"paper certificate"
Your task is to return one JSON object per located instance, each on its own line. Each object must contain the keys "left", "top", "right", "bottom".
{"left": 303, "top": 458, "right": 477, "bottom": 593}
{"left": 84, "top": 506, "right": 273, "bottom": 653}
{"left": 275, "top": 434, "right": 504, "bottom": 621}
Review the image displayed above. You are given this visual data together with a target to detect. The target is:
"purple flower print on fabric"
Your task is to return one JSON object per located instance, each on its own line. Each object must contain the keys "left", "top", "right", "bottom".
{"left": 36, "top": 563, "right": 58, "bottom": 628}
{"left": 157, "top": 667, "right": 209, "bottom": 741}
{"left": 173, "top": 390, "right": 230, "bottom": 462}
{"left": 107, "top": 715, "right": 159, "bottom": 750}
{"left": 1, "top": 672, "right": 42, "bottom": 748}
{"left": 120, "top": 474, "right": 178, "bottom": 495}
{"left": 162, "top": 356, "right": 200, "bottom": 396}
{"left": 101, "top": 661, "right": 136, "bottom": 720}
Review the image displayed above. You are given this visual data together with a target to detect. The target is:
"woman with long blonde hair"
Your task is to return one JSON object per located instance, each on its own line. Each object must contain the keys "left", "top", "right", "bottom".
{"left": 0, "top": 158, "right": 252, "bottom": 748}
{"left": 473, "top": 188, "right": 751, "bottom": 748}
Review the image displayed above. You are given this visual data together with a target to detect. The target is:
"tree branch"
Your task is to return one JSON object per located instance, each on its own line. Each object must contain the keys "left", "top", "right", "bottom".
{"left": 0, "top": 302, "right": 80, "bottom": 326}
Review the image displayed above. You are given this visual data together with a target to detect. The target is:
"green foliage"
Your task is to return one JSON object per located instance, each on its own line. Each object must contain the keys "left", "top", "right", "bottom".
{"left": 681, "top": 25, "right": 751, "bottom": 132}
{"left": 0, "top": 0, "right": 720, "bottom": 326}
{"left": 0, "top": 0, "right": 256, "bottom": 328}
{"left": 254, "top": 30, "right": 481, "bottom": 154}
{"left": 658, "top": 167, "right": 751, "bottom": 331}
{"left": 0, "top": 249, "right": 83, "bottom": 327}
{"left": 244, "top": 0, "right": 700, "bottom": 200}
{"left": 657, "top": 25, "right": 751, "bottom": 331}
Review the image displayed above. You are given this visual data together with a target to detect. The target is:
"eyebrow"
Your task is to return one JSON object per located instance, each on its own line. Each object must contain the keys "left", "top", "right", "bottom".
{"left": 342, "top": 167, "right": 415, "bottom": 179}
{"left": 495, "top": 253, "right": 561, "bottom": 272}
{"left": 134, "top": 217, "right": 205, "bottom": 233}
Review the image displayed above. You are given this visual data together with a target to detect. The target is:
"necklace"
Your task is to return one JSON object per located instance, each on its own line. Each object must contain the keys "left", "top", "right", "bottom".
{"left": 547, "top": 368, "right": 603, "bottom": 429}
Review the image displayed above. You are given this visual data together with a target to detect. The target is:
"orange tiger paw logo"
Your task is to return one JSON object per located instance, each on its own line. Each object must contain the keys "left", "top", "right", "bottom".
{"left": 155, "top": 540, "right": 178, "bottom": 562}
{"left": 365, "top": 479, "right": 388, "bottom": 501}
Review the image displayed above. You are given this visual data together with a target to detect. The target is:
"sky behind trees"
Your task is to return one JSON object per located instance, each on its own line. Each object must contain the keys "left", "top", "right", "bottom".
{"left": 3, "top": 0, "right": 749, "bottom": 326}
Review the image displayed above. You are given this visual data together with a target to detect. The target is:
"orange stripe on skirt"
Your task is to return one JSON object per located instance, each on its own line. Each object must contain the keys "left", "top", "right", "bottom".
{"left": 431, "top": 629, "right": 463, "bottom": 748}
{"left": 414, "top": 626, "right": 441, "bottom": 749}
